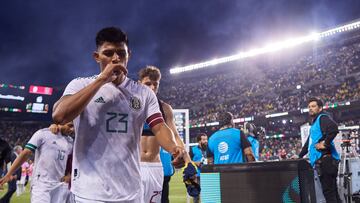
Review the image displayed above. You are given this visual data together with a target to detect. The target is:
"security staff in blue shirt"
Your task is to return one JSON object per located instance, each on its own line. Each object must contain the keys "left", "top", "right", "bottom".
{"left": 298, "top": 98, "right": 340, "bottom": 203}
{"left": 208, "top": 112, "right": 255, "bottom": 164}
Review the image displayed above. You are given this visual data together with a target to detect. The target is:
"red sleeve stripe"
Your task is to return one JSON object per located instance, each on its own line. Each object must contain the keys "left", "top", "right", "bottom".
{"left": 146, "top": 113, "right": 164, "bottom": 128}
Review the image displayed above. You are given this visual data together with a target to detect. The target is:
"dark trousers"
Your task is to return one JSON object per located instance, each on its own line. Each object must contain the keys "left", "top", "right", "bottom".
{"left": 0, "top": 179, "right": 17, "bottom": 203}
{"left": 317, "top": 156, "right": 341, "bottom": 203}
{"left": 192, "top": 176, "right": 200, "bottom": 203}
{"left": 161, "top": 176, "right": 171, "bottom": 203}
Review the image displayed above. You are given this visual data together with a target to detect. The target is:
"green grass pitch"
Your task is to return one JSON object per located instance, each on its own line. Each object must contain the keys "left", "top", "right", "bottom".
{"left": 0, "top": 171, "right": 191, "bottom": 203}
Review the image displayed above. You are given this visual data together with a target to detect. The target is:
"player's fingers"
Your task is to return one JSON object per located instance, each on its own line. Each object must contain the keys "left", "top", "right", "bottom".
{"left": 0, "top": 178, "right": 7, "bottom": 185}
{"left": 112, "top": 63, "right": 128, "bottom": 75}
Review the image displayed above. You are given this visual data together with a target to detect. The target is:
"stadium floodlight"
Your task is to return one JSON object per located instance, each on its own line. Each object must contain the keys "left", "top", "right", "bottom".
{"left": 170, "top": 33, "right": 319, "bottom": 74}
{"left": 265, "top": 112, "right": 289, "bottom": 118}
{"left": 170, "top": 20, "right": 360, "bottom": 74}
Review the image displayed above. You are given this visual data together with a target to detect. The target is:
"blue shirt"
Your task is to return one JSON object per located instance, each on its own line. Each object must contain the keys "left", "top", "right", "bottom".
{"left": 190, "top": 145, "right": 207, "bottom": 176}
{"left": 208, "top": 128, "right": 250, "bottom": 164}
{"left": 308, "top": 114, "right": 339, "bottom": 167}
{"left": 160, "top": 147, "right": 174, "bottom": 176}
{"left": 247, "top": 136, "right": 259, "bottom": 161}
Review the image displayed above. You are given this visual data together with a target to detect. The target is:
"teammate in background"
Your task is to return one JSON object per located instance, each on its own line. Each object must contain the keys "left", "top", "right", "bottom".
{"left": 208, "top": 112, "right": 255, "bottom": 164}
{"left": 52, "top": 27, "right": 184, "bottom": 202}
{"left": 0, "top": 122, "right": 74, "bottom": 203}
{"left": 138, "top": 66, "right": 190, "bottom": 203}
{"left": 0, "top": 145, "right": 21, "bottom": 203}
{"left": 16, "top": 160, "right": 29, "bottom": 196}
{"left": 26, "top": 159, "right": 34, "bottom": 186}
{"left": 244, "top": 123, "right": 260, "bottom": 161}
{"left": 189, "top": 133, "right": 208, "bottom": 203}
{"left": 297, "top": 98, "right": 341, "bottom": 202}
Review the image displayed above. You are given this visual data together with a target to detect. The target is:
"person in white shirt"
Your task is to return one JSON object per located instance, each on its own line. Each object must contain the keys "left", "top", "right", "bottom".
{"left": 52, "top": 26, "right": 184, "bottom": 203}
{"left": 0, "top": 122, "right": 74, "bottom": 203}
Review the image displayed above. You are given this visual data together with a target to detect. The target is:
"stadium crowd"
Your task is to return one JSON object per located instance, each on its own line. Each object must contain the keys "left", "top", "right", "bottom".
{"left": 0, "top": 121, "right": 49, "bottom": 147}
{"left": 259, "top": 137, "right": 302, "bottom": 161}
{"left": 160, "top": 39, "right": 360, "bottom": 126}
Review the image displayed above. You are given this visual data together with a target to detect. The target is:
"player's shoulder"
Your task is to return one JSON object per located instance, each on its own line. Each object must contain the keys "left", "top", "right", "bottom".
{"left": 69, "top": 75, "right": 98, "bottom": 85}
{"left": 160, "top": 100, "right": 173, "bottom": 112}
{"left": 34, "top": 128, "right": 50, "bottom": 134}
{"left": 125, "top": 78, "right": 157, "bottom": 100}
{"left": 160, "top": 100, "right": 171, "bottom": 108}
{"left": 32, "top": 128, "right": 51, "bottom": 138}
{"left": 125, "top": 78, "right": 151, "bottom": 92}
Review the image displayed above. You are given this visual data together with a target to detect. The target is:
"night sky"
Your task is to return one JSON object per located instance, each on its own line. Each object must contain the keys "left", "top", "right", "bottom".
{"left": 1, "top": 0, "right": 360, "bottom": 87}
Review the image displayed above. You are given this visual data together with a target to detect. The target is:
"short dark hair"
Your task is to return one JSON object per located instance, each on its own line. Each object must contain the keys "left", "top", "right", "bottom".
{"left": 138, "top": 66, "right": 161, "bottom": 81}
{"left": 218, "top": 112, "right": 233, "bottom": 127}
{"left": 95, "top": 27, "right": 129, "bottom": 48}
{"left": 196, "top": 133, "right": 207, "bottom": 142}
{"left": 308, "top": 97, "right": 323, "bottom": 107}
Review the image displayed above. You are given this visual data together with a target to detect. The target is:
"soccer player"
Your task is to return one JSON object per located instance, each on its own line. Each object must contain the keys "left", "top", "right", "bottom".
{"left": 138, "top": 66, "right": 190, "bottom": 203}
{"left": 26, "top": 159, "right": 34, "bottom": 185}
{"left": 208, "top": 112, "right": 255, "bottom": 164}
{"left": 0, "top": 122, "right": 74, "bottom": 203}
{"left": 52, "top": 27, "right": 184, "bottom": 202}
{"left": 16, "top": 160, "right": 29, "bottom": 196}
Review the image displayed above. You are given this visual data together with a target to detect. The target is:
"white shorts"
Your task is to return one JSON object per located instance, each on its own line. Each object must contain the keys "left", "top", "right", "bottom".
{"left": 140, "top": 162, "right": 164, "bottom": 203}
{"left": 70, "top": 193, "right": 140, "bottom": 203}
{"left": 31, "top": 181, "right": 70, "bottom": 203}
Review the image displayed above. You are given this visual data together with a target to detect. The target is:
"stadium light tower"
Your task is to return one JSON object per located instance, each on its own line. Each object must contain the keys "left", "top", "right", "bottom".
{"left": 170, "top": 20, "right": 360, "bottom": 74}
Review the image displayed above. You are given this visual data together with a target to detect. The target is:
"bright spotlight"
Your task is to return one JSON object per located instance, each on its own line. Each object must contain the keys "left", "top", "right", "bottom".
{"left": 170, "top": 20, "right": 360, "bottom": 74}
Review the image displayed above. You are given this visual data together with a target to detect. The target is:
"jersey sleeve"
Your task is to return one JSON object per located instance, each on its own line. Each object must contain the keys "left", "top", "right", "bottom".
{"left": 62, "top": 78, "right": 87, "bottom": 97}
{"left": 144, "top": 89, "right": 164, "bottom": 128}
{"left": 25, "top": 130, "right": 45, "bottom": 153}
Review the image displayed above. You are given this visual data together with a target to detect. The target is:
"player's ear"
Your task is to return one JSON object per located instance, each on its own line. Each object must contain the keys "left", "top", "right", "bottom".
{"left": 93, "top": 52, "right": 100, "bottom": 63}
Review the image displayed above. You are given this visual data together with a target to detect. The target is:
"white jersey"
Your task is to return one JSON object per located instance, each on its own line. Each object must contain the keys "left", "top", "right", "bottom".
{"left": 63, "top": 76, "right": 163, "bottom": 202}
{"left": 25, "top": 128, "right": 73, "bottom": 184}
